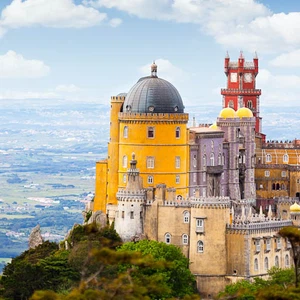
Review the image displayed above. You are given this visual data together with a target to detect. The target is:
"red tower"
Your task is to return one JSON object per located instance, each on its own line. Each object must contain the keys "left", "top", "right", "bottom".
{"left": 221, "top": 51, "right": 264, "bottom": 140}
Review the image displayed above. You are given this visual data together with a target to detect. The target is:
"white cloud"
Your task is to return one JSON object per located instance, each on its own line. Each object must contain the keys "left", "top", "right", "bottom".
{"left": 109, "top": 18, "right": 122, "bottom": 27}
{"left": 0, "top": 50, "right": 50, "bottom": 78}
{"left": 55, "top": 84, "right": 81, "bottom": 93}
{"left": 140, "top": 59, "right": 189, "bottom": 84}
{"left": 86, "top": 0, "right": 300, "bottom": 53}
{"left": 270, "top": 49, "right": 300, "bottom": 67}
{"left": 0, "top": 90, "right": 59, "bottom": 100}
{"left": 0, "top": 0, "right": 106, "bottom": 29}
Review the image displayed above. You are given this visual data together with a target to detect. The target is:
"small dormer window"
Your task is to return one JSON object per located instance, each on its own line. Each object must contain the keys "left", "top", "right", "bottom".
{"left": 126, "top": 105, "right": 131, "bottom": 112}
{"left": 174, "top": 106, "right": 178, "bottom": 112}
{"left": 148, "top": 106, "right": 154, "bottom": 112}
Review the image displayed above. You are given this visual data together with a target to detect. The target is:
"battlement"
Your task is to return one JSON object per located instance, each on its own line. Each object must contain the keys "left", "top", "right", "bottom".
{"left": 116, "top": 189, "right": 146, "bottom": 202}
{"left": 263, "top": 139, "right": 300, "bottom": 149}
{"left": 227, "top": 220, "right": 292, "bottom": 232}
{"left": 221, "top": 88, "right": 261, "bottom": 96}
{"left": 119, "top": 112, "right": 189, "bottom": 122}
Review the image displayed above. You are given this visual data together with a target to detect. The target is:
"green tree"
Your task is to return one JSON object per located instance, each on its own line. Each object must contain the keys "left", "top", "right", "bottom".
{"left": 117, "top": 240, "right": 197, "bottom": 298}
{"left": 279, "top": 226, "right": 300, "bottom": 287}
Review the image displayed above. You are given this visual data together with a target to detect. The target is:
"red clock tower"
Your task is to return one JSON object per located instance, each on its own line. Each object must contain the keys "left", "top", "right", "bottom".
{"left": 221, "top": 51, "right": 265, "bottom": 141}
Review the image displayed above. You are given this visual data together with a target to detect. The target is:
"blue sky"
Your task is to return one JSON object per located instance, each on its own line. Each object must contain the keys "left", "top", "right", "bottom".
{"left": 0, "top": 0, "right": 300, "bottom": 111}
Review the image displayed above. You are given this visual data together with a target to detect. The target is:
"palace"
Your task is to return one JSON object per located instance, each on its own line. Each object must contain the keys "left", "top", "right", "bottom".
{"left": 89, "top": 54, "right": 299, "bottom": 297}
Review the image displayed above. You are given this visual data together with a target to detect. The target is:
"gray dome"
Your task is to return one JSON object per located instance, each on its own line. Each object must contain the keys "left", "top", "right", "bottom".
{"left": 123, "top": 76, "right": 184, "bottom": 114}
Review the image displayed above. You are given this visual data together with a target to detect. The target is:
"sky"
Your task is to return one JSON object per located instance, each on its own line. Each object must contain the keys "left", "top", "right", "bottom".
{"left": 0, "top": 0, "right": 300, "bottom": 113}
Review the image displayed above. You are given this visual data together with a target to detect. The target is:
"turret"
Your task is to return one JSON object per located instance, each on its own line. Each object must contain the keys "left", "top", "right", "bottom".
{"left": 253, "top": 52, "right": 258, "bottom": 76}
{"left": 224, "top": 51, "right": 230, "bottom": 75}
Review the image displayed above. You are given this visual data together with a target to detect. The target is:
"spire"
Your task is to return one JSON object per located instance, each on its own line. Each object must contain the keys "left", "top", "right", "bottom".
{"left": 226, "top": 51, "right": 230, "bottom": 58}
{"left": 192, "top": 116, "right": 196, "bottom": 127}
{"left": 151, "top": 61, "right": 157, "bottom": 77}
{"left": 254, "top": 51, "right": 258, "bottom": 59}
{"left": 239, "top": 50, "right": 244, "bottom": 59}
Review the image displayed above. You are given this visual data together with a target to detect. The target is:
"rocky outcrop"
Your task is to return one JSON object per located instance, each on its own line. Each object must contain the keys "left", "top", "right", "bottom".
{"left": 28, "top": 224, "right": 43, "bottom": 249}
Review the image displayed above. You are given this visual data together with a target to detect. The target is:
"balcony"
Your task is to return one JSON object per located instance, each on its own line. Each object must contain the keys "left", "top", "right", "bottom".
{"left": 206, "top": 165, "right": 223, "bottom": 174}
{"left": 221, "top": 88, "right": 261, "bottom": 96}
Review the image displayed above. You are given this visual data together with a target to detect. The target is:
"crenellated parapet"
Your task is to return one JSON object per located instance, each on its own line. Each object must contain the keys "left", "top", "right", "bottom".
{"left": 191, "top": 196, "right": 231, "bottom": 208}
{"left": 227, "top": 220, "right": 292, "bottom": 232}
{"left": 119, "top": 112, "right": 189, "bottom": 123}
{"left": 116, "top": 189, "right": 146, "bottom": 202}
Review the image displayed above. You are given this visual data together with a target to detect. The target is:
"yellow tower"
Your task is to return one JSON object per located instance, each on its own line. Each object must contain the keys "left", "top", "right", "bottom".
{"left": 94, "top": 63, "right": 189, "bottom": 212}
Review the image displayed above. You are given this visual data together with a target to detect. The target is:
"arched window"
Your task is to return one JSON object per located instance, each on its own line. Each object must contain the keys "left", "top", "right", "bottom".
{"left": 123, "top": 126, "right": 128, "bottom": 138}
{"left": 176, "top": 127, "right": 180, "bottom": 138}
{"left": 285, "top": 254, "right": 290, "bottom": 267}
{"left": 276, "top": 183, "right": 280, "bottom": 190}
{"left": 247, "top": 100, "right": 253, "bottom": 109}
{"left": 264, "top": 257, "right": 269, "bottom": 271}
{"left": 183, "top": 211, "right": 190, "bottom": 223}
{"left": 211, "top": 140, "right": 214, "bottom": 150}
{"left": 147, "top": 175, "right": 153, "bottom": 184}
{"left": 193, "top": 155, "right": 197, "bottom": 168}
{"left": 228, "top": 100, "right": 234, "bottom": 108}
{"left": 203, "top": 155, "right": 206, "bottom": 167}
{"left": 218, "top": 153, "right": 222, "bottom": 166}
{"left": 283, "top": 154, "right": 289, "bottom": 163}
{"left": 281, "top": 183, "right": 285, "bottom": 190}
{"left": 275, "top": 256, "right": 279, "bottom": 267}
{"left": 197, "top": 240, "right": 204, "bottom": 253}
{"left": 266, "top": 154, "right": 272, "bottom": 162}
{"left": 165, "top": 233, "right": 171, "bottom": 244}
{"left": 182, "top": 234, "right": 188, "bottom": 245}
{"left": 122, "top": 155, "right": 127, "bottom": 168}
{"left": 210, "top": 153, "right": 215, "bottom": 166}
{"left": 254, "top": 258, "right": 258, "bottom": 271}
{"left": 272, "top": 183, "right": 276, "bottom": 190}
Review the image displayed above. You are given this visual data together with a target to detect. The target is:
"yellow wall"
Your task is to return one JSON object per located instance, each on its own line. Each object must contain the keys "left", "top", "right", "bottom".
{"left": 118, "top": 113, "right": 189, "bottom": 197}
{"left": 93, "top": 160, "right": 108, "bottom": 211}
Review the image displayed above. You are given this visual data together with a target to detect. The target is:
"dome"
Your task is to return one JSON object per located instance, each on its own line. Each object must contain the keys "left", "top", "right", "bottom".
{"left": 122, "top": 64, "right": 184, "bottom": 114}
{"left": 290, "top": 202, "right": 300, "bottom": 213}
{"left": 209, "top": 123, "right": 220, "bottom": 130}
{"left": 219, "top": 107, "right": 237, "bottom": 119}
{"left": 236, "top": 107, "right": 253, "bottom": 119}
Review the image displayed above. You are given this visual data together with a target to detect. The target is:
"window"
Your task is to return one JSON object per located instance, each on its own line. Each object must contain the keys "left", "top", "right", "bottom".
{"left": 123, "top": 174, "right": 127, "bottom": 183}
{"left": 121, "top": 211, "right": 124, "bottom": 218}
{"left": 210, "top": 153, "right": 215, "bottom": 166}
{"left": 176, "top": 127, "right": 180, "bottom": 138}
{"left": 176, "top": 175, "right": 180, "bottom": 184}
{"left": 276, "top": 237, "right": 282, "bottom": 250}
{"left": 130, "top": 211, "right": 134, "bottom": 219}
{"left": 265, "top": 170, "right": 270, "bottom": 177}
{"left": 203, "top": 155, "right": 207, "bottom": 167}
{"left": 183, "top": 211, "right": 190, "bottom": 223}
{"left": 266, "top": 154, "right": 272, "bottom": 162}
{"left": 266, "top": 239, "right": 271, "bottom": 252}
{"left": 275, "top": 256, "right": 279, "bottom": 267}
{"left": 218, "top": 153, "right": 222, "bottom": 165}
{"left": 122, "top": 155, "right": 128, "bottom": 168}
{"left": 175, "top": 156, "right": 181, "bottom": 169}
{"left": 264, "top": 257, "right": 269, "bottom": 271}
{"left": 147, "top": 175, "right": 154, "bottom": 184}
{"left": 283, "top": 154, "right": 289, "bottom": 163}
{"left": 197, "top": 241, "right": 204, "bottom": 253}
{"left": 203, "top": 173, "right": 206, "bottom": 183}
{"left": 255, "top": 239, "right": 261, "bottom": 252}
{"left": 193, "top": 173, "right": 197, "bottom": 183}
{"left": 147, "top": 126, "right": 155, "bottom": 138}
{"left": 285, "top": 254, "right": 290, "bottom": 267}
{"left": 165, "top": 233, "right": 171, "bottom": 244}
{"left": 281, "top": 171, "right": 286, "bottom": 177}
{"left": 202, "top": 187, "right": 206, "bottom": 197}
{"left": 211, "top": 140, "right": 214, "bottom": 150}
{"left": 247, "top": 100, "right": 253, "bottom": 109}
{"left": 254, "top": 258, "right": 258, "bottom": 271}
{"left": 123, "top": 126, "right": 128, "bottom": 138}
{"left": 193, "top": 155, "right": 197, "bottom": 168}
{"left": 147, "top": 156, "right": 155, "bottom": 169}
{"left": 228, "top": 100, "right": 234, "bottom": 108}
{"left": 297, "top": 179, "right": 300, "bottom": 184}
{"left": 196, "top": 218, "right": 204, "bottom": 233}
{"left": 182, "top": 234, "right": 188, "bottom": 245}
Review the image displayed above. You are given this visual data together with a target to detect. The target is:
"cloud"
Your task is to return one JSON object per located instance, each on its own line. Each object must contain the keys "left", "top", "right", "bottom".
{"left": 0, "top": 90, "right": 59, "bottom": 100}
{"left": 109, "top": 18, "right": 122, "bottom": 27}
{"left": 55, "top": 84, "right": 81, "bottom": 93}
{"left": 140, "top": 59, "right": 189, "bottom": 84}
{"left": 270, "top": 49, "right": 300, "bottom": 67}
{"left": 0, "top": 0, "right": 106, "bottom": 30}
{"left": 86, "top": 0, "right": 300, "bottom": 53}
{"left": 0, "top": 50, "right": 50, "bottom": 78}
